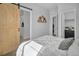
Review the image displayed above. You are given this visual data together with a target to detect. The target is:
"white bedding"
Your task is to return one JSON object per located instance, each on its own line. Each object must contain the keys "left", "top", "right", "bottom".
{"left": 34, "top": 35, "right": 67, "bottom": 56}
{"left": 16, "top": 41, "right": 43, "bottom": 56}
{"left": 16, "top": 35, "right": 67, "bottom": 56}
{"left": 68, "top": 39, "right": 79, "bottom": 56}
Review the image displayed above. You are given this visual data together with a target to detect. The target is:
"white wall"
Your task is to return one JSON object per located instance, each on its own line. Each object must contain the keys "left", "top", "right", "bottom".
{"left": 20, "top": 3, "right": 50, "bottom": 39}
{"left": 65, "top": 12, "right": 75, "bottom": 19}
{"left": 65, "top": 12, "right": 75, "bottom": 28}
{"left": 76, "top": 4, "right": 79, "bottom": 39}
{"left": 24, "top": 11, "right": 30, "bottom": 39}
{"left": 65, "top": 20, "right": 74, "bottom": 27}
{"left": 20, "top": 9, "right": 30, "bottom": 39}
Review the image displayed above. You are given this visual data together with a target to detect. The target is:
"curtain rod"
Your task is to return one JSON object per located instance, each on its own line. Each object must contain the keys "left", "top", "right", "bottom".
{"left": 12, "top": 3, "right": 32, "bottom": 11}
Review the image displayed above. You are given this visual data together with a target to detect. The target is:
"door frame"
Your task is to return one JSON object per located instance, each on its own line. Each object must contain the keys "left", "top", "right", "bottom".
{"left": 20, "top": 7, "right": 32, "bottom": 40}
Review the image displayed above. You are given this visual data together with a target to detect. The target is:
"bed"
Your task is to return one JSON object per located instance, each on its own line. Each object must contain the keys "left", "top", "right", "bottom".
{"left": 68, "top": 39, "right": 79, "bottom": 56}
{"left": 16, "top": 35, "right": 74, "bottom": 56}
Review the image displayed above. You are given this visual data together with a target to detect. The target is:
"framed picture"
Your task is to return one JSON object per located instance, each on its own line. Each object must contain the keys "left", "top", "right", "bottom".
{"left": 37, "top": 16, "right": 47, "bottom": 23}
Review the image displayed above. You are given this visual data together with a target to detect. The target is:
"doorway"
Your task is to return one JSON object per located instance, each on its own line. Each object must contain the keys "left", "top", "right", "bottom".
{"left": 52, "top": 15, "right": 58, "bottom": 37}
{"left": 20, "top": 7, "right": 31, "bottom": 43}
{"left": 61, "top": 9, "right": 76, "bottom": 40}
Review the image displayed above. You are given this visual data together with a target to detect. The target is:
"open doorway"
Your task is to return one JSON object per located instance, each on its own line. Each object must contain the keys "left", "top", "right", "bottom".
{"left": 52, "top": 15, "right": 58, "bottom": 37}
{"left": 20, "top": 7, "right": 31, "bottom": 43}
{"left": 61, "top": 9, "right": 76, "bottom": 40}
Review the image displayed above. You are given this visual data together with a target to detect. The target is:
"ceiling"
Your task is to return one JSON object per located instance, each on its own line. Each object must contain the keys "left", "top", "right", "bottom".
{"left": 21, "top": 3, "right": 77, "bottom": 11}
{"left": 34, "top": 3, "right": 58, "bottom": 11}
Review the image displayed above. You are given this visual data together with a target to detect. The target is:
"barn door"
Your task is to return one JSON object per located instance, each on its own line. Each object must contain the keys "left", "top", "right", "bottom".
{"left": 0, "top": 4, "right": 20, "bottom": 55}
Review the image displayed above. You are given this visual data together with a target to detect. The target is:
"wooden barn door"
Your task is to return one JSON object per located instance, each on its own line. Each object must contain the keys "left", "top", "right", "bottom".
{"left": 0, "top": 4, "right": 20, "bottom": 55}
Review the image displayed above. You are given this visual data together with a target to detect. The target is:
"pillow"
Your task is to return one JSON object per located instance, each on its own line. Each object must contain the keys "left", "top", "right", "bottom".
{"left": 58, "top": 38, "right": 74, "bottom": 50}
